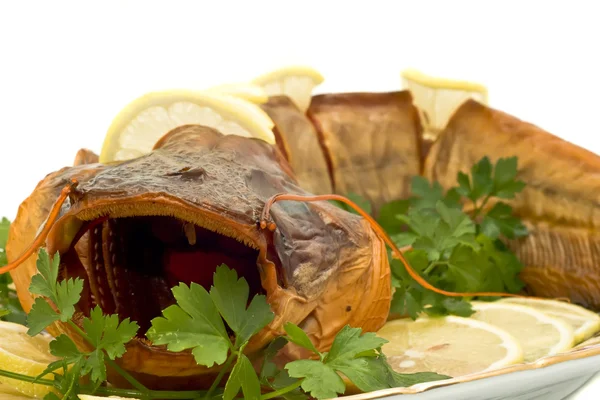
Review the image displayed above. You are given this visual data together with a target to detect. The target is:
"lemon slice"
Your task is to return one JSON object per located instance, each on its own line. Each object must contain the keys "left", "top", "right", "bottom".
{"left": 0, "top": 321, "right": 59, "bottom": 398}
{"left": 471, "top": 301, "right": 575, "bottom": 362}
{"left": 377, "top": 316, "right": 522, "bottom": 378}
{"left": 401, "top": 69, "right": 488, "bottom": 140}
{"left": 204, "top": 83, "right": 269, "bottom": 104}
{"left": 500, "top": 298, "right": 600, "bottom": 344}
{"left": 99, "top": 90, "right": 276, "bottom": 163}
{"left": 0, "top": 383, "right": 35, "bottom": 399}
{"left": 252, "top": 65, "right": 324, "bottom": 112}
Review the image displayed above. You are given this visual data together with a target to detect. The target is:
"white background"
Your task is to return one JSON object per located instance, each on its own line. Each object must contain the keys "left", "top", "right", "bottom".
{"left": 0, "top": 1, "right": 599, "bottom": 398}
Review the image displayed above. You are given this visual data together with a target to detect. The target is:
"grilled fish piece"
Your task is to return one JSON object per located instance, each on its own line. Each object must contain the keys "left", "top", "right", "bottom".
{"left": 260, "top": 95, "right": 333, "bottom": 194}
{"left": 306, "top": 91, "right": 423, "bottom": 214}
{"left": 425, "top": 99, "right": 600, "bottom": 309}
{"left": 6, "top": 125, "right": 390, "bottom": 389}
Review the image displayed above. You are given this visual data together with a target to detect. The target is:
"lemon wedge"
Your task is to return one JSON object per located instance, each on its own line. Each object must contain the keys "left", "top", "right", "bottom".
{"left": 500, "top": 298, "right": 600, "bottom": 344}
{"left": 471, "top": 301, "right": 575, "bottom": 362}
{"left": 99, "top": 90, "right": 276, "bottom": 163}
{"left": 0, "top": 321, "right": 59, "bottom": 398}
{"left": 401, "top": 69, "right": 488, "bottom": 140}
{"left": 252, "top": 65, "right": 324, "bottom": 112}
{"left": 204, "top": 83, "right": 269, "bottom": 104}
{"left": 377, "top": 316, "right": 522, "bottom": 378}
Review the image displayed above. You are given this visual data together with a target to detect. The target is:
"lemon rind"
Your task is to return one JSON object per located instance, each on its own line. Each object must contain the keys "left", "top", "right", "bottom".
{"left": 204, "top": 83, "right": 269, "bottom": 104}
{"left": 500, "top": 298, "right": 600, "bottom": 343}
{"left": 100, "top": 90, "right": 276, "bottom": 163}
{"left": 401, "top": 68, "right": 489, "bottom": 103}
{"left": 472, "top": 302, "right": 576, "bottom": 357}
{"left": 252, "top": 65, "right": 325, "bottom": 86}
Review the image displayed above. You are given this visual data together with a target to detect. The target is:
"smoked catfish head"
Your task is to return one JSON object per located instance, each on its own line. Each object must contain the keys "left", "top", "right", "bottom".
{"left": 6, "top": 125, "right": 390, "bottom": 389}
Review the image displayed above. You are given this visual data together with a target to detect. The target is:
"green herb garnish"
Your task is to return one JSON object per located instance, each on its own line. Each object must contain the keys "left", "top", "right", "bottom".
{"left": 27, "top": 249, "right": 140, "bottom": 399}
{"left": 390, "top": 156, "right": 528, "bottom": 318}
{"left": 332, "top": 156, "right": 528, "bottom": 319}
{"left": 0, "top": 251, "right": 446, "bottom": 400}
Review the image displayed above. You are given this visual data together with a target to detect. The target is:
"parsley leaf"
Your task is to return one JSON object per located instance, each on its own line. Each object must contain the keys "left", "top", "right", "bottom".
{"left": 269, "top": 369, "right": 308, "bottom": 400}
{"left": 210, "top": 265, "right": 274, "bottom": 347}
{"left": 287, "top": 360, "right": 345, "bottom": 399}
{"left": 236, "top": 293, "right": 274, "bottom": 346}
{"left": 37, "top": 306, "right": 138, "bottom": 386}
{"left": 27, "top": 298, "right": 60, "bottom": 336}
{"left": 28, "top": 249, "right": 83, "bottom": 333}
{"left": 481, "top": 202, "right": 528, "bottom": 240}
{"left": 386, "top": 156, "right": 528, "bottom": 319}
{"left": 288, "top": 326, "right": 385, "bottom": 398}
{"left": 284, "top": 322, "right": 320, "bottom": 356}
{"left": 493, "top": 157, "right": 526, "bottom": 199}
{"left": 259, "top": 336, "right": 308, "bottom": 400}
{"left": 82, "top": 306, "right": 138, "bottom": 360}
{"left": 260, "top": 337, "right": 289, "bottom": 382}
{"left": 29, "top": 248, "right": 59, "bottom": 300}
{"left": 457, "top": 156, "right": 526, "bottom": 212}
{"left": 82, "top": 349, "right": 106, "bottom": 384}
{"left": 398, "top": 202, "right": 478, "bottom": 262}
{"left": 377, "top": 200, "right": 410, "bottom": 235}
{"left": 457, "top": 156, "right": 494, "bottom": 202}
{"left": 49, "top": 334, "right": 82, "bottom": 361}
{"left": 147, "top": 282, "right": 231, "bottom": 367}
{"left": 148, "top": 264, "right": 274, "bottom": 369}
{"left": 223, "top": 354, "right": 262, "bottom": 400}
{"left": 410, "top": 176, "right": 461, "bottom": 211}
{"left": 209, "top": 265, "right": 250, "bottom": 333}
{"left": 440, "top": 298, "right": 474, "bottom": 317}
{"left": 326, "top": 326, "right": 387, "bottom": 361}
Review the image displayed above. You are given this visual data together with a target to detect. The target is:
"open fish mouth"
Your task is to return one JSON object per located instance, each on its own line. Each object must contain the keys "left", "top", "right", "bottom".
{"left": 52, "top": 211, "right": 268, "bottom": 335}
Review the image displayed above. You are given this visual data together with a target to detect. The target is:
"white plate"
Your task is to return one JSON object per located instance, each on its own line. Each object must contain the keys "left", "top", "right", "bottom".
{"left": 340, "top": 336, "right": 600, "bottom": 400}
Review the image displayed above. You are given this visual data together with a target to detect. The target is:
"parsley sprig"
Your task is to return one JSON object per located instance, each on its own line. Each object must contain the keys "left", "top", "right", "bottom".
{"left": 146, "top": 265, "right": 276, "bottom": 399}
{"left": 282, "top": 323, "right": 443, "bottom": 399}
{"left": 26, "top": 249, "right": 143, "bottom": 399}
{"left": 385, "top": 156, "right": 528, "bottom": 318}
{"left": 330, "top": 156, "right": 529, "bottom": 319}
{"left": 148, "top": 265, "right": 447, "bottom": 399}
{"left": 0, "top": 252, "right": 447, "bottom": 399}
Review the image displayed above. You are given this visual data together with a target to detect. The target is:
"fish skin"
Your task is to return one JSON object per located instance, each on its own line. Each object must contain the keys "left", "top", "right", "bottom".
{"left": 306, "top": 91, "right": 423, "bottom": 215}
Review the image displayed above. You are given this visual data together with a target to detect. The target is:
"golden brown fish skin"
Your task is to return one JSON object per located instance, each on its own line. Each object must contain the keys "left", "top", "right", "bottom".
{"left": 260, "top": 96, "right": 333, "bottom": 194}
{"left": 424, "top": 100, "right": 600, "bottom": 308}
{"left": 73, "top": 148, "right": 100, "bottom": 166}
{"left": 511, "top": 223, "right": 600, "bottom": 308}
{"left": 7, "top": 125, "right": 389, "bottom": 389}
{"left": 6, "top": 163, "right": 102, "bottom": 315}
{"left": 307, "top": 91, "right": 423, "bottom": 214}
